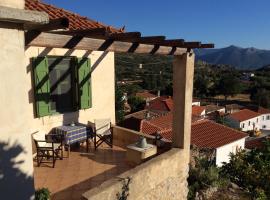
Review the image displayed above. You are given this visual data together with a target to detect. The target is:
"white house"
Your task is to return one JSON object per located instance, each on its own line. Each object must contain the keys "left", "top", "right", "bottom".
{"left": 192, "top": 98, "right": 201, "bottom": 106}
{"left": 225, "top": 109, "right": 261, "bottom": 132}
{"left": 191, "top": 120, "right": 247, "bottom": 166}
{"left": 255, "top": 107, "right": 270, "bottom": 130}
{"left": 192, "top": 106, "right": 206, "bottom": 118}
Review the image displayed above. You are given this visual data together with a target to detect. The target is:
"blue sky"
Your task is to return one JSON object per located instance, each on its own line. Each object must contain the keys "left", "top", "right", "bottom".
{"left": 44, "top": 0, "right": 270, "bottom": 49}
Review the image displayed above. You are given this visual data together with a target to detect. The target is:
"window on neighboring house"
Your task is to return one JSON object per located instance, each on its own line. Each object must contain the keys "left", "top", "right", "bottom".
{"left": 267, "top": 115, "right": 270, "bottom": 120}
{"left": 256, "top": 118, "right": 259, "bottom": 123}
{"left": 32, "top": 56, "right": 92, "bottom": 117}
{"left": 263, "top": 116, "right": 265, "bottom": 121}
{"left": 242, "top": 123, "right": 245, "bottom": 128}
{"left": 248, "top": 121, "right": 251, "bottom": 126}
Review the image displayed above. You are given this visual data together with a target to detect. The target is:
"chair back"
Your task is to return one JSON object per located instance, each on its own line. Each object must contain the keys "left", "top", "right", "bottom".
{"left": 33, "top": 131, "right": 46, "bottom": 147}
{"left": 94, "top": 119, "right": 111, "bottom": 136}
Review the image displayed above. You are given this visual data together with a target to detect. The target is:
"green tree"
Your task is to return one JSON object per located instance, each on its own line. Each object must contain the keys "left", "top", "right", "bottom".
{"left": 115, "top": 85, "right": 125, "bottom": 123}
{"left": 221, "top": 140, "right": 270, "bottom": 198}
{"left": 128, "top": 96, "right": 145, "bottom": 113}
{"left": 216, "top": 73, "right": 242, "bottom": 100}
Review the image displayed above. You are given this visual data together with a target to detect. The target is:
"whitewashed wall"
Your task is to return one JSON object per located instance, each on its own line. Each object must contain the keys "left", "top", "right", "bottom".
{"left": 215, "top": 138, "right": 246, "bottom": 167}
{"left": 239, "top": 117, "right": 260, "bottom": 132}
{"left": 259, "top": 114, "right": 270, "bottom": 130}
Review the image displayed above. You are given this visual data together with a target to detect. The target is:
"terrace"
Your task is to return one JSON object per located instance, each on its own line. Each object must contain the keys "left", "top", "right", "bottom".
{"left": 33, "top": 126, "right": 170, "bottom": 199}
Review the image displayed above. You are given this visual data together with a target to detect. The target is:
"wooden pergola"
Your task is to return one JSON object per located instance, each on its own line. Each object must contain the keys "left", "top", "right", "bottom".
{"left": 0, "top": 6, "right": 214, "bottom": 149}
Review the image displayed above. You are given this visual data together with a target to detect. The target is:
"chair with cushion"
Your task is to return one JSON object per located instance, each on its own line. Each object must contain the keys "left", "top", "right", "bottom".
{"left": 33, "top": 131, "right": 63, "bottom": 168}
{"left": 94, "top": 119, "right": 113, "bottom": 150}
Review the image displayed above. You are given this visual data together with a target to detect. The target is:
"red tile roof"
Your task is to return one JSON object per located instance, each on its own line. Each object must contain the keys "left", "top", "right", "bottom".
{"left": 25, "top": 0, "right": 121, "bottom": 32}
{"left": 191, "top": 120, "right": 247, "bottom": 148}
{"left": 257, "top": 107, "right": 270, "bottom": 115}
{"left": 192, "top": 106, "right": 205, "bottom": 116}
{"left": 140, "top": 116, "right": 247, "bottom": 148}
{"left": 245, "top": 137, "right": 270, "bottom": 149}
{"left": 136, "top": 91, "right": 157, "bottom": 99}
{"left": 228, "top": 109, "right": 261, "bottom": 122}
{"left": 146, "top": 96, "right": 173, "bottom": 112}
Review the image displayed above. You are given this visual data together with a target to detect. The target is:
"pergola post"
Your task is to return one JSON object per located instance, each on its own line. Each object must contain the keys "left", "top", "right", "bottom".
{"left": 172, "top": 52, "right": 195, "bottom": 149}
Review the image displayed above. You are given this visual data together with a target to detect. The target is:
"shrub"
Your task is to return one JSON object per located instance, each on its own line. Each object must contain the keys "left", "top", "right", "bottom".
{"left": 35, "top": 188, "right": 50, "bottom": 200}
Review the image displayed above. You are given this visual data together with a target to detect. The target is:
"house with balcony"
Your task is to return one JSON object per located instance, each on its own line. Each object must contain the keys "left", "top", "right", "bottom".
{"left": 248, "top": 106, "right": 270, "bottom": 130}
{"left": 0, "top": 0, "right": 214, "bottom": 199}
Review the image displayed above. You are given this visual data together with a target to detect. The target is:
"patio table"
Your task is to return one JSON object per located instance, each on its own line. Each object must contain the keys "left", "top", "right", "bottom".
{"left": 53, "top": 124, "right": 92, "bottom": 156}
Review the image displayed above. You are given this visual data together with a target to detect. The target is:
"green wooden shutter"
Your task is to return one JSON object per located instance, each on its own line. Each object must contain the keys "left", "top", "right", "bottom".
{"left": 77, "top": 57, "right": 92, "bottom": 109}
{"left": 33, "top": 57, "right": 51, "bottom": 117}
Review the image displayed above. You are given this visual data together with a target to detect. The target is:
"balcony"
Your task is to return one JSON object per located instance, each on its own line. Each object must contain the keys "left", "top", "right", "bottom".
{"left": 33, "top": 126, "right": 170, "bottom": 200}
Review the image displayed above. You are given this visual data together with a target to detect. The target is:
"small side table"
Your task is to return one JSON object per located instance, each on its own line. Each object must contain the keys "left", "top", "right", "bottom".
{"left": 126, "top": 143, "right": 157, "bottom": 165}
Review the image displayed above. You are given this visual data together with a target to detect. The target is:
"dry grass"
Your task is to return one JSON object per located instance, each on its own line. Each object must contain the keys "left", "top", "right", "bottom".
{"left": 213, "top": 94, "right": 251, "bottom": 102}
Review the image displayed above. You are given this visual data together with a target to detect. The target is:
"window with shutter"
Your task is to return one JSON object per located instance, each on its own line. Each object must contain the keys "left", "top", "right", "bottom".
{"left": 33, "top": 56, "right": 92, "bottom": 117}
{"left": 77, "top": 57, "right": 92, "bottom": 109}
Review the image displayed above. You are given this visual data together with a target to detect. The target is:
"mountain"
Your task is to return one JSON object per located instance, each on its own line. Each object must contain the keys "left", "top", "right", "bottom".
{"left": 195, "top": 45, "right": 270, "bottom": 70}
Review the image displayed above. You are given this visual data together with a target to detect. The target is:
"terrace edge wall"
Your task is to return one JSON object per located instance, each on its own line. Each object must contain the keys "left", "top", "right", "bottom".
{"left": 83, "top": 148, "right": 189, "bottom": 200}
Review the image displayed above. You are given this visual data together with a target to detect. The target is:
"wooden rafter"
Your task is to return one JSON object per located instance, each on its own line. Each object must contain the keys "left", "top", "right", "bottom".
{"left": 26, "top": 32, "right": 188, "bottom": 55}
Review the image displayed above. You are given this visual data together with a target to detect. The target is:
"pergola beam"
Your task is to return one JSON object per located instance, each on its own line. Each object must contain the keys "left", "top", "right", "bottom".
{"left": 0, "top": 5, "right": 49, "bottom": 25}
{"left": 26, "top": 32, "right": 187, "bottom": 55}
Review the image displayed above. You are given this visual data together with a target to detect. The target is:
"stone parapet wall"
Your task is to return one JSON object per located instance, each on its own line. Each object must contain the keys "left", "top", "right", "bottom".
{"left": 82, "top": 148, "right": 189, "bottom": 200}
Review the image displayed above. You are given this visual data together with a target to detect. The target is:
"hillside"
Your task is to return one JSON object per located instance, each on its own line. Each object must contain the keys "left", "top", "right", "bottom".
{"left": 195, "top": 45, "right": 270, "bottom": 70}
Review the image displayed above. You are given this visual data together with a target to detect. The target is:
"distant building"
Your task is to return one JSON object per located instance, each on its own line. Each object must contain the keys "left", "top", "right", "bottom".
{"left": 248, "top": 106, "right": 270, "bottom": 130}
{"left": 192, "top": 106, "right": 206, "bottom": 118}
{"left": 225, "top": 109, "right": 261, "bottom": 132}
{"left": 225, "top": 104, "right": 243, "bottom": 114}
{"left": 192, "top": 98, "right": 201, "bottom": 106}
{"left": 146, "top": 96, "right": 173, "bottom": 114}
{"left": 205, "top": 104, "right": 225, "bottom": 115}
{"left": 136, "top": 91, "right": 157, "bottom": 102}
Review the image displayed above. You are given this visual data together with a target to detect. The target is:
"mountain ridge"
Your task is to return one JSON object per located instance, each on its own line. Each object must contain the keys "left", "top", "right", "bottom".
{"left": 195, "top": 45, "right": 270, "bottom": 70}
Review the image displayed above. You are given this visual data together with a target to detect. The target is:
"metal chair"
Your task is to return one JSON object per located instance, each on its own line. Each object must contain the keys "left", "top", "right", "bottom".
{"left": 33, "top": 131, "right": 63, "bottom": 168}
{"left": 94, "top": 119, "right": 113, "bottom": 150}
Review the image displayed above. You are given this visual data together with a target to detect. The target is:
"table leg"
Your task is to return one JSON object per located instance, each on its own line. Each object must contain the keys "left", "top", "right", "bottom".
{"left": 68, "top": 145, "right": 70, "bottom": 158}
{"left": 86, "top": 138, "right": 89, "bottom": 152}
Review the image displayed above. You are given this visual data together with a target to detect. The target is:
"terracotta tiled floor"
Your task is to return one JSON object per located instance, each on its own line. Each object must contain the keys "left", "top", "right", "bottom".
{"left": 33, "top": 143, "right": 132, "bottom": 200}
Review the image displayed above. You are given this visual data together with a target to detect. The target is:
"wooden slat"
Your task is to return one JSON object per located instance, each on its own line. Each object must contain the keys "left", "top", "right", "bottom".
{"left": 200, "top": 43, "right": 215, "bottom": 48}
{"left": 158, "top": 39, "right": 185, "bottom": 46}
{"left": 123, "top": 36, "right": 166, "bottom": 43}
{"left": 53, "top": 28, "right": 109, "bottom": 37}
{"left": 0, "top": 5, "right": 49, "bottom": 25}
{"left": 182, "top": 42, "right": 201, "bottom": 48}
{"left": 108, "top": 32, "right": 141, "bottom": 40}
{"left": 25, "top": 17, "right": 69, "bottom": 31}
{"left": 26, "top": 32, "right": 187, "bottom": 55}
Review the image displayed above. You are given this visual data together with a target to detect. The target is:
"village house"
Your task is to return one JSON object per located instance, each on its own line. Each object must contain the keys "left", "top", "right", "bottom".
{"left": 192, "top": 105, "right": 206, "bottom": 118}
{"left": 136, "top": 91, "right": 158, "bottom": 102}
{"left": 192, "top": 98, "right": 201, "bottom": 106}
{"left": 225, "top": 109, "right": 261, "bottom": 132}
{"left": 0, "top": 0, "right": 214, "bottom": 199}
{"left": 249, "top": 106, "right": 270, "bottom": 130}
{"left": 225, "top": 103, "right": 243, "bottom": 114}
{"left": 139, "top": 113, "right": 247, "bottom": 166}
{"left": 205, "top": 104, "right": 225, "bottom": 115}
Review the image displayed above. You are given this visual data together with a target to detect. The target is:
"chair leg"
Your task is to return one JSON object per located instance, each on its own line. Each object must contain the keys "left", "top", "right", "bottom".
{"left": 52, "top": 150, "right": 55, "bottom": 168}
{"left": 94, "top": 135, "right": 97, "bottom": 150}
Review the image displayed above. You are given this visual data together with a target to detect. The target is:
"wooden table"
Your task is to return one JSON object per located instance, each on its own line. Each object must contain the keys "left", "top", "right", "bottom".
{"left": 126, "top": 143, "right": 157, "bottom": 165}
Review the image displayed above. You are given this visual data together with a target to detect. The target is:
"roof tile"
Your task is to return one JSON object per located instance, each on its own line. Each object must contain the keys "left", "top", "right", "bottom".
{"left": 25, "top": 0, "right": 121, "bottom": 32}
